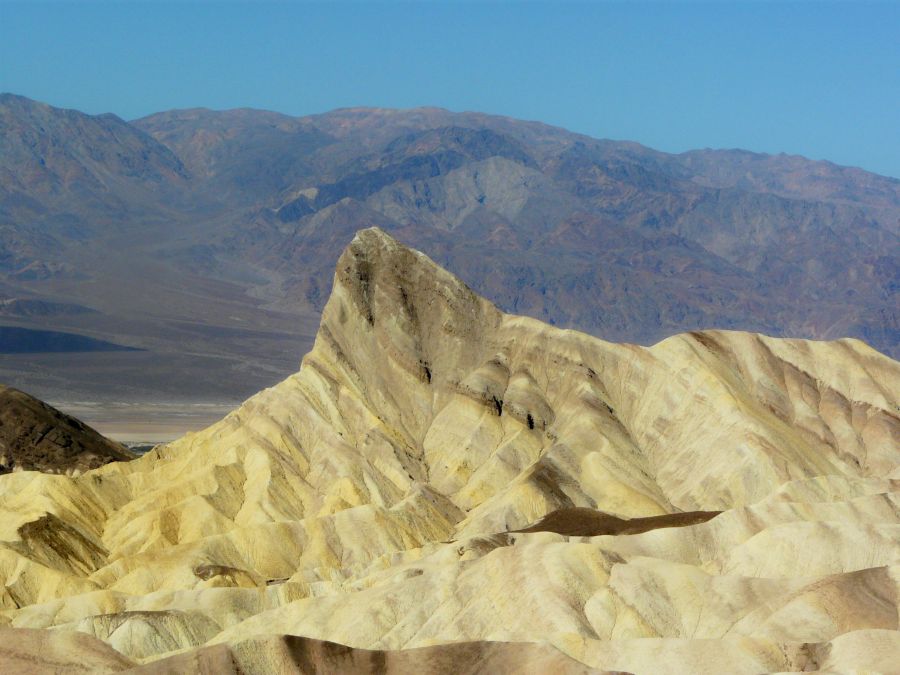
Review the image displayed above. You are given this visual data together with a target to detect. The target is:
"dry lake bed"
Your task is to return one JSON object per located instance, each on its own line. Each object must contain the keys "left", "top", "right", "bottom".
{"left": 49, "top": 400, "right": 238, "bottom": 445}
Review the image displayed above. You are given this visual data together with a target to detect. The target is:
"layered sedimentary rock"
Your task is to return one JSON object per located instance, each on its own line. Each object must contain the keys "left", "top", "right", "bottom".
{"left": 0, "top": 385, "right": 134, "bottom": 474}
{"left": 0, "top": 228, "right": 897, "bottom": 673}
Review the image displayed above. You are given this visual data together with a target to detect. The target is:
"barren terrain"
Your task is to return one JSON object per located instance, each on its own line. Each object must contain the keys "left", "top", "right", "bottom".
{"left": 0, "top": 230, "right": 896, "bottom": 673}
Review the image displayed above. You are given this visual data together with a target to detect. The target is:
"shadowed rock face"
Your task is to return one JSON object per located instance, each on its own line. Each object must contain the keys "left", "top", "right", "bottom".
{"left": 0, "top": 385, "right": 134, "bottom": 474}
{"left": 0, "top": 230, "right": 896, "bottom": 673}
{"left": 512, "top": 507, "right": 721, "bottom": 537}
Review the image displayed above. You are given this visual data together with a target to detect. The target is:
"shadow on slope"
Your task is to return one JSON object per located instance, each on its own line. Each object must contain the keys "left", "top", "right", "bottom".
{"left": 129, "top": 635, "right": 606, "bottom": 675}
{"left": 0, "top": 326, "right": 141, "bottom": 354}
{"left": 513, "top": 507, "right": 721, "bottom": 537}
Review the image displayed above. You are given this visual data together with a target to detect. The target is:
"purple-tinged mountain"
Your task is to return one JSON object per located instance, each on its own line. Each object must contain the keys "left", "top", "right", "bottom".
{"left": 0, "top": 95, "right": 897, "bottom": 400}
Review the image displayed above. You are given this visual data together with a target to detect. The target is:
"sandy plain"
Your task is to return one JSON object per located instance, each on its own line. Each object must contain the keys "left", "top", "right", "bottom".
{"left": 48, "top": 401, "right": 238, "bottom": 444}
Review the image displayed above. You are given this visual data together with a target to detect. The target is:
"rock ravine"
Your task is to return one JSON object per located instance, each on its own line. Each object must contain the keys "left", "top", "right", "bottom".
{"left": 0, "top": 228, "right": 897, "bottom": 673}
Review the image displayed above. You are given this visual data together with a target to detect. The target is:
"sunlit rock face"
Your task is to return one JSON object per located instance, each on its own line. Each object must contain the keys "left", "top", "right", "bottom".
{"left": 0, "top": 228, "right": 897, "bottom": 673}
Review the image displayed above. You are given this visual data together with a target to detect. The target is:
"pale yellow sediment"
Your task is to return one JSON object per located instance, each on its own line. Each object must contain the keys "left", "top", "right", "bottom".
{"left": 0, "top": 228, "right": 897, "bottom": 673}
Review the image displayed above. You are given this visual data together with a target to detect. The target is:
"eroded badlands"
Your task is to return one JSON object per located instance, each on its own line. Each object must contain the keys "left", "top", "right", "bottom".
{"left": 0, "top": 228, "right": 898, "bottom": 673}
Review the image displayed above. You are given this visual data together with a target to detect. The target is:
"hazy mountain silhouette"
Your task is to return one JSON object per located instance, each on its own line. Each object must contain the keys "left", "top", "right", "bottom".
{"left": 1, "top": 94, "right": 896, "bottom": 399}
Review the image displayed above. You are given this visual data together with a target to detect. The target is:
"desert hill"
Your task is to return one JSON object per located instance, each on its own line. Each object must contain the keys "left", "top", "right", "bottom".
{"left": 0, "top": 229, "right": 896, "bottom": 673}
{"left": 1, "top": 95, "right": 897, "bottom": 404}
{"left": 0, "top": 385, "right": 134, "bottom": 474}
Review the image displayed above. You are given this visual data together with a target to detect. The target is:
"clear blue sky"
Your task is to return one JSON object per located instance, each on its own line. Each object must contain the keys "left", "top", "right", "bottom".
{"left": 1, "top": 1, "right": 898, "bottom": 177}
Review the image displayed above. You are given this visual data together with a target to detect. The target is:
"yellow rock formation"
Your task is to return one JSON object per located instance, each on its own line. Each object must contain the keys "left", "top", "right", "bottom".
{"left": 0, "top": 228, "right": 897, "bottom": 673}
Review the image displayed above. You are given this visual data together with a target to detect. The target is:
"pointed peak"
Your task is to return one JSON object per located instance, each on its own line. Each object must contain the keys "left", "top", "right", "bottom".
{"left": 341, "top": 228, "right": 451, "bottom": 291}
{"left": 349, "top": 226, "right": 400, "bottom": 250}
{"left": 311, "top": 230, "right": 502, "bottom": 398}
{"left": 332, "top": 228, "right": 479, "bottom": 329}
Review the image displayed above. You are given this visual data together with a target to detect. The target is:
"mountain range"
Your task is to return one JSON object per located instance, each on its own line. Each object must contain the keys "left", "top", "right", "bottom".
{"left": 0, "top": 93, "right": 897, "bottom": 403}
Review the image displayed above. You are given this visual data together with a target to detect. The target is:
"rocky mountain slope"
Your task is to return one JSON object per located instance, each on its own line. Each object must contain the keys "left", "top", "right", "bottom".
{"left": 0, "top": 230, "right": 896, "bottom": 673}
{"left": 0, "top": 95, "right": 897, "bottom": 403}
{"left": 0, "top": 93, "right": 192, "bottom": 271}
{"left": 0, "top": 385, "right": 134, "bottom": 474}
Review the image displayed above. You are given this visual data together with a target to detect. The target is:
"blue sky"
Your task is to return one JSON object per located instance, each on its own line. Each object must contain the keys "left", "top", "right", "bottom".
{"left": 1, "top": 1, "right": 898, "bottom": 177}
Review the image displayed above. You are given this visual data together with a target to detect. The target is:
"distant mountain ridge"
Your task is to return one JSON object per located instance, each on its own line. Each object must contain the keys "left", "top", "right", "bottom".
{"left": 0, "top": 93, "right": 897, "bottom": 400}
{"left": 0, "top": 93, "right": 190, "bottom": 227}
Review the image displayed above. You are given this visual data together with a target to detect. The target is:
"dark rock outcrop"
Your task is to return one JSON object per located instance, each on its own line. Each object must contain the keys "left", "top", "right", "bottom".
{"left": 0, "top": 385, "right": 134, "bottom": 474}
